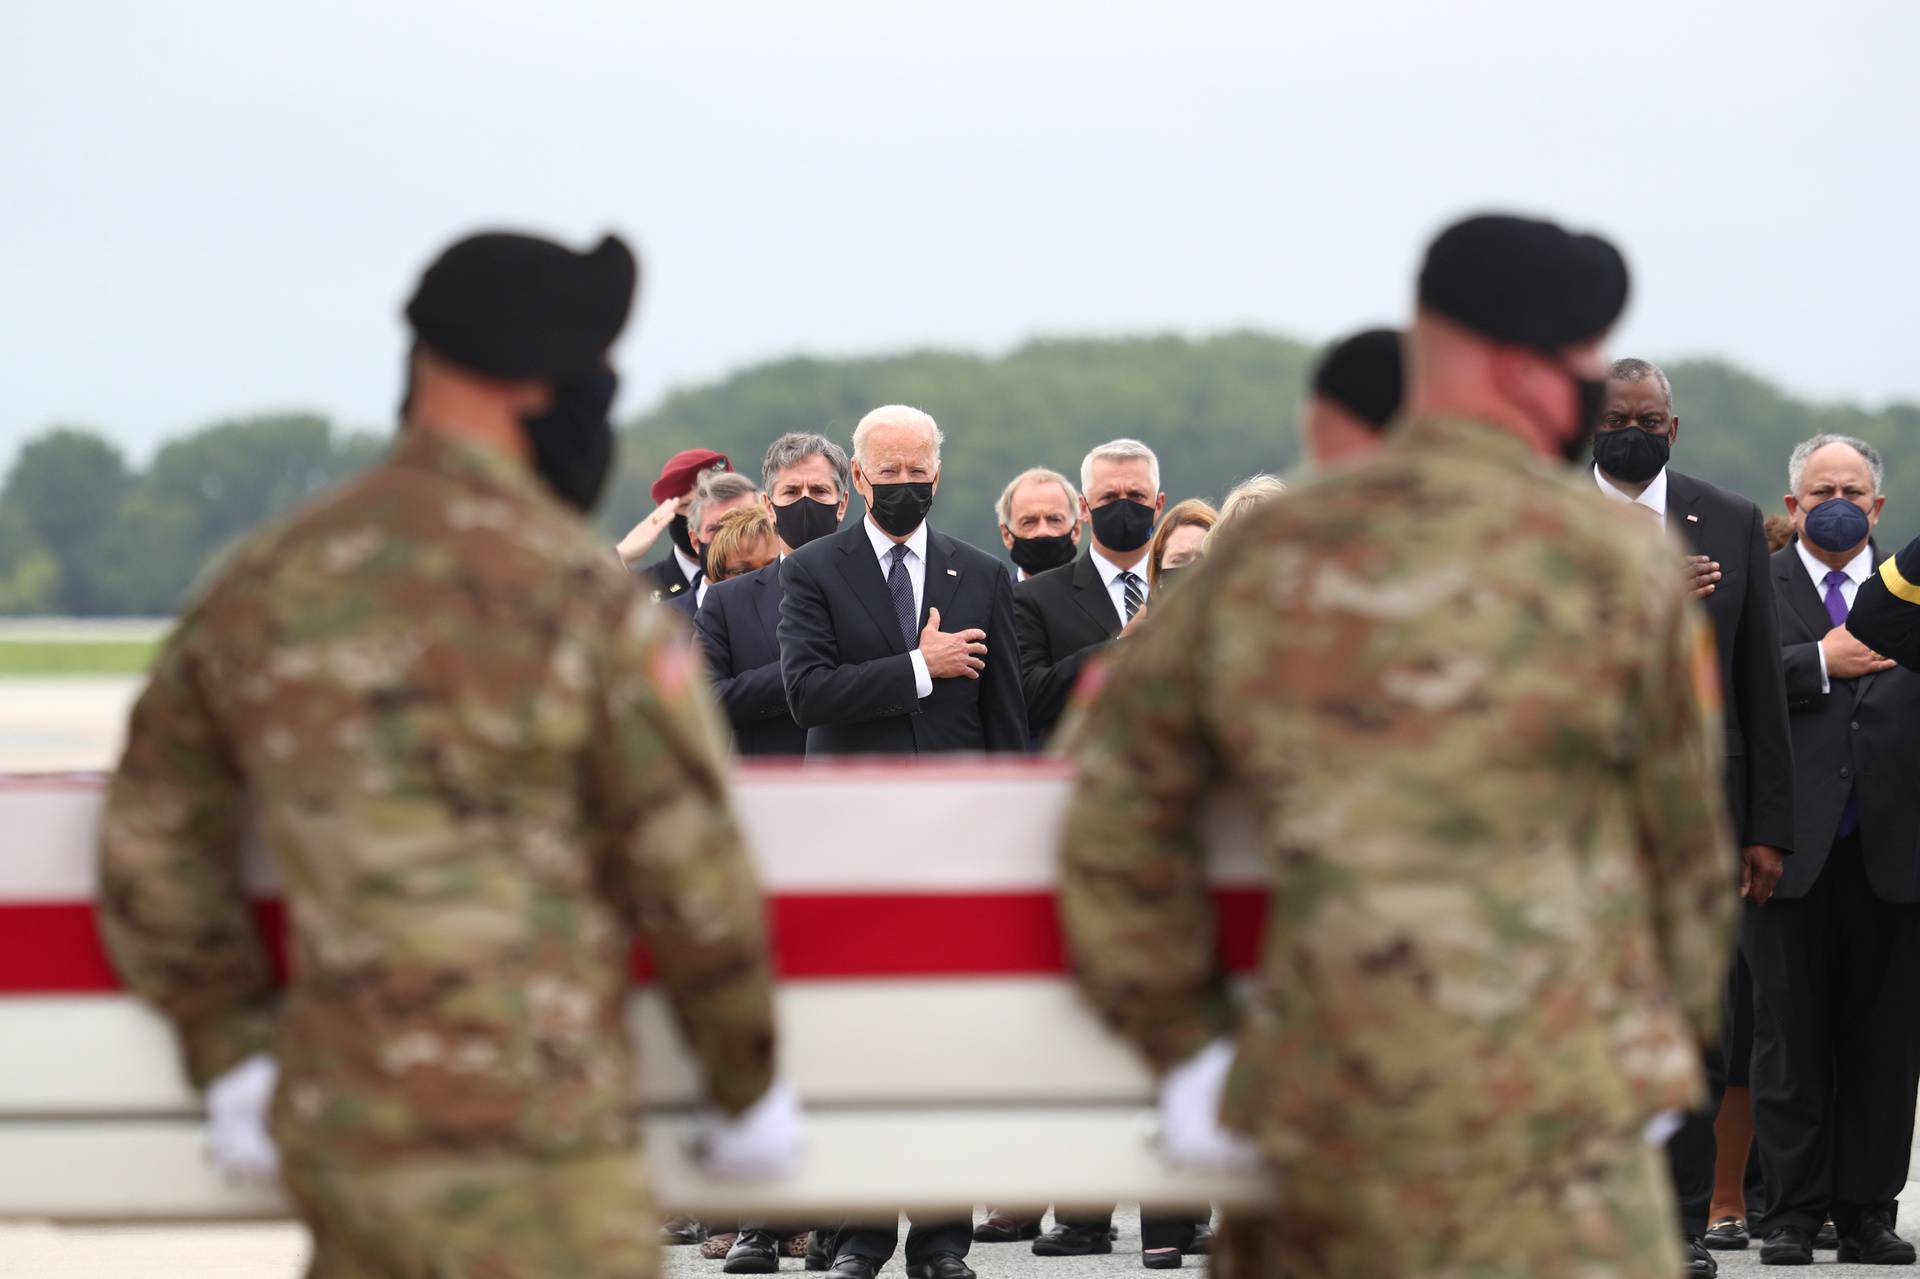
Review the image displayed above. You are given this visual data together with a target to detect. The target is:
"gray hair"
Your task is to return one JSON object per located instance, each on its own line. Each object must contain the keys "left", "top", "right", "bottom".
{"left": 852, "top": 404, "right": 943, "bottom": 466}
{"left": 1215, "top": 473, "right": 1287, "bottom": 531}
{"left": 1609, "top": 357, "right": 1674, "bottom": 407}
{"left": 1080, "top": 438, "right": 1160, "bottom": 497}
{"left": 1788, "top": 433, "right": 1884, "bottom": 496}
{"left": 995, "top": 467, "right": 1081, "bottom": 526}
{"left": 762, "top": 431, "right": 851, "bottom": 498}
{"left": 689, "top": 469, "right": 761, "bottom": 531}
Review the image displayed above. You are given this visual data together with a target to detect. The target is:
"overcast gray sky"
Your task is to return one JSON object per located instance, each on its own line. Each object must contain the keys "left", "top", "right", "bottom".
{"left": 4, "top": 0, "right": 1915, "bottom": 468}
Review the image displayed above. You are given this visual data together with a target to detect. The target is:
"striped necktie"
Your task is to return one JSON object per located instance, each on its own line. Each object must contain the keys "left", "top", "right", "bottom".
{"left": 1118, "top": 570, "right": 1144, "bottom": 623}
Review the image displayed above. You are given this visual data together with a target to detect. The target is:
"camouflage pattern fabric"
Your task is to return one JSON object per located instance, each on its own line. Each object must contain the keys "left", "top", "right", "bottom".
{"left": 97, "top": 428, "right": 774, "bottom": 1175}
{"left": 1212, "top": 1130, "right": 1679, "bottom": 1278}
{"left": 284, "top": 1149, "right": 659, "bottom": 1278}
{"left": 1059, "top": 415, "right": 1735, "bottom": 1206}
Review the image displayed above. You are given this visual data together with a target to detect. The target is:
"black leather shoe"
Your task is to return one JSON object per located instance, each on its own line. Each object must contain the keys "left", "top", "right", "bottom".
{"left": 1838, "top": 1214, "right": 1918, "bottom": 1264}
{"left": 1814, "top": 1219, "right": 1839, "bottom": 1250}
{"left": 974, "top": 1212, "right": 1043, "bottom": 1242}
{"left": 806, "top": 1230, "right": 834, "bottom": 1271}
{"left": 1033, "top": 1223, "right": 1114, "bottom": 1256}
{"left": 659, "top": 1215, "right": 706, "bottom": 1245}
{"left": 825, "top": 1256, "right": 880, "bottom": 1279}
{"left": 723, "top": 1230, "right": 781, "bottom": 1274}
{"left": 1759, "top": 1226, "right": 1813, "bottom": 1265}
{"left": 1704, "top": 1217, "right": 1749, "bottom": 1250}
{"left": 1185, "top": 1224, "right": 1214, "bottom": 1255}
{"left": 1142, "top": 1246, "right": 1184, "bottom": 1269}
{"left": 905, "top": 1254, "right": 977, "bottom": 1279}
{"left": 1683, "top": 1235, "right": 1719, "bottom": 1276}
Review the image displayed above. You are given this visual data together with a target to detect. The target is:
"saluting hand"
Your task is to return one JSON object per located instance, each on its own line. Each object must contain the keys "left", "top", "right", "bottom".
{"left": 919, "top": 608, "right": 988, "bottom": 680}
{"left": 615, "top": 495, "right": 690, "bottom": 566}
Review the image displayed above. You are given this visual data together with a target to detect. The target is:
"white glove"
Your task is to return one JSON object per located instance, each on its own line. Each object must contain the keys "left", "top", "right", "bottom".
{"left": 1642, "top": 1108, "right": 1684, "bottom": 1148}
{"left": 1156, "top": 1038, "right": 1263, "bottom": 1174}
{"left": 204, "top": 1052, "right": 280, "bottom": 1184}
{"left": 693, "top": 1078, "right": 804, "bottom": 1180}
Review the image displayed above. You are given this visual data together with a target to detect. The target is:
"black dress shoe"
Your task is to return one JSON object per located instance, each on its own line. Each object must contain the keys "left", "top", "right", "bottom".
{"left": 723, "top": 1230, "right": 781, "bottom": 1275}
{"left": 1814, "top": 1219, "right": 1840, "bottom": 1250}
{"left": 806, "top": 1229, "right": 835, "bottom": 1271}
{"left": 1838, "top": 1214, "right": 1918, "bottom": 1264}
{"left": 1683, "top": 1235, "right": 1719, "bottom": 1276}
{"left": 1759, "top": 1226, "right": 1813, "bottom": 1265}
{"left": 825, "top": 1256, "right": 881, "bottom": 1279}
{"left": 1142, "top": 1246, "right": 1184, "bottom": 1269}
{"left": 1032, "top": 1223, "right": 1114, "bottom": 1256}
{"left": 905, "top": 1254, "right": 977, "bottom": 1279}
{"left": 1704, "top": 1217, "right": 1749, "bottom": 1250}
{"left": 1185, "top": 1224, "right": 1214, "bottom": 1256}
{"left": 973, "top": 1212, "right": 1043, "bottom": 1242}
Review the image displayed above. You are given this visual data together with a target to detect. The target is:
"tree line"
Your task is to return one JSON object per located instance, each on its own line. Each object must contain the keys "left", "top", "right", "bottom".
{"left": 4, "top": 333, "right": 1918, "bottom": 617}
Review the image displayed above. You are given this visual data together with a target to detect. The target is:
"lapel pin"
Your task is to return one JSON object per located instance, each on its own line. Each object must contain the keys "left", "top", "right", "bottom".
{"left": 1685, "top": 514, "right": 1700, "bottom": 523}
{"left": 946, "top": 568, "right": 958, "bottom": 577}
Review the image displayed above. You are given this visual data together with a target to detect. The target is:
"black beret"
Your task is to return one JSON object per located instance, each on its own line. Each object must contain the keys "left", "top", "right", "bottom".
{"left": 1311, "top": 328, "right": 1404, "bottom": 431}
{"left": 405, "top": 231, "right": 639, "bottom": 381}
{"left": 1418, "top": 213, "right": 1628, "bottom": 352}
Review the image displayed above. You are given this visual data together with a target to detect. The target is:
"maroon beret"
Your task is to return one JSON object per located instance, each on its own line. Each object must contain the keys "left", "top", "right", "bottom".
{"left": 651, "top": 449, "right": 732, "bottom": 503}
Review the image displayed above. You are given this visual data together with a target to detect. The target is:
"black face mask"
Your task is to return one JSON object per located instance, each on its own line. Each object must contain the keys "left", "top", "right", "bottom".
{"left": 1592, "top": 426, "right": 1672, "bottom": 484}
{"left": 1090, "top": 498, "right": 1157, "bottom": 553}
{"left": 1557, "top": 371, "right": 1610, "bottom": 466}
{"left": 773, "top": 496, "right": 841, "bottom": 550}
{"left": 866, "top": 481, "right": 935, "bottom": 538}
{"left": 696, "top": 540, "right": 713, "bottom": 579}
{"left": 667, "top": 513, "right": 697, "bottom": 559}
{"left": 521, "top": 369, "right": 617, "bottom": 513}
{"left": 1009, "top": 533, "right": 1078, "bottom": 575}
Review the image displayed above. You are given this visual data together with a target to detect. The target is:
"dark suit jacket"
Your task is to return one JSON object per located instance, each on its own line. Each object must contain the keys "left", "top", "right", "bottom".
{"left": 1666, "top": 469, "right": 1796, "bottom": 853}
{"left": 693, "top": 562, "right": 806, "bottom": 757}
{"left": 636, "top": 552, "right": 696, "bottom": 605}
{"left": 778, "top": 522, "right": 1027, "bottom": 756}
{"left": 1772, "top": 541, "right": 1920, "bottom": 901}
{"left": 1012, "top": 552, "right": 1124, "bottom": 740}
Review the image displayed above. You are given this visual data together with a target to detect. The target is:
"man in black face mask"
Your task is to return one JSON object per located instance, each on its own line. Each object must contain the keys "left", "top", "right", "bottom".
{"left": 97, "top": 228, "right": 798, "bottom": 1277}
{"left": 617, "top": 448, "right": 733, "bottom": 604}
{"left": 1012, "top": 439, "right": 1166, "bottom": 748}
{"left": 1594, "top": 361, "right": 1796, "bottom": 1271}
{"left": 996, "top": 467, "right": 1084, "bottom": 584}
{"left": 777, "top": 404, "right": 1025, "bottom": 1279}
{"left": 693, "top": 432, "right": 850, "bottom": 761}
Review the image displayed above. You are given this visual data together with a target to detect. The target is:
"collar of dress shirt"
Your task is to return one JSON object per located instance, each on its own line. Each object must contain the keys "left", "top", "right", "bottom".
{"left": 1794, "top": 536, "right": 1873, "bottom": 595}
{"left": 1088, "top": 545, "right": 1148, "bottom": 596}
{"left": 1593, "top": 463, "right": 1668, "bottom": 519}
{"left": 864, "top": 514, "right": 929, "bottom": 567}
{"left": 674, "top": 545, "right": 701, "bottom": 582}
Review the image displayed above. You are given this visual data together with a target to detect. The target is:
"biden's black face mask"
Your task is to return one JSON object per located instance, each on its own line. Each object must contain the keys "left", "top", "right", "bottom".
{"left": 866, "top": 481, "right": 935, "bottom": 538}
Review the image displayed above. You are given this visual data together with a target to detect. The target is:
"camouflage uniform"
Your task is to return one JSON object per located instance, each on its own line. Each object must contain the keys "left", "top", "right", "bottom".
{"left": 98, "top": 428, "right": 776, "bottom": 1279}
{"left": 1058, "top": 415, "right": 1736, "bottom": 1279}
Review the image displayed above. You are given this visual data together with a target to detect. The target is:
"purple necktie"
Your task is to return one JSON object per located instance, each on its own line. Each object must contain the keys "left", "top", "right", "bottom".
{"left": 1824, "top": 569, "right": 1850, "bottom": 629}
{"left": 1825, "top": 568, "right": 1860, "bottom": 837}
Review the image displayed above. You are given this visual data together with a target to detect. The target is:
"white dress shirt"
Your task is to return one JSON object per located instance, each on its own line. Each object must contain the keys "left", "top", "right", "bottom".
{"left": 864, "top": 516, "right": 933, "bottom": 699}
{"left": 1089, "top": 546, "right": 1150, "bottom": 627}
{"left": 1593, "top": 464, "right": 1669, "bottom": 524}
{"left": 1795, "top": 538, "right": 1873, "bottom": 695}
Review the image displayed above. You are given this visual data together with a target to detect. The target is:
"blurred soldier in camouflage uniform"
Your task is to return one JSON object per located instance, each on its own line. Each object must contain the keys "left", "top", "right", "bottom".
{"left": 97, "top": 230, "right": 789, "bottom": 1278}
{"left": 1057, "top": 214, "right": 1738, "bottom": 1279}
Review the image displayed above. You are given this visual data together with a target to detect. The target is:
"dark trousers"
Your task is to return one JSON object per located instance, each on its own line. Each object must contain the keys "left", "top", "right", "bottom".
{"left": 832, "top": 1214, "right": 972, "bottom": 1267}
{"left": 1746, "top": 833, "right": 1920, "bottom": 1236}
{"left": 1665, "top": 947, "right": 1739, "bottom": 1237}
{"left": 1056, "top": 1206, "right": 1209, "bottom": 1251}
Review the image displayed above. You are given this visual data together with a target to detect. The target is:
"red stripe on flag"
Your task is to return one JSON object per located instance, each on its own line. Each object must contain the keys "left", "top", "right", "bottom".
{"left": 0, "top": 891, "right": 1267, "bottom": 993}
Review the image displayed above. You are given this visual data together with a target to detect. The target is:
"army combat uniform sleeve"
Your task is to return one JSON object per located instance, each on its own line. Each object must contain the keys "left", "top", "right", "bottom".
{"left": 1849, "top": 535, "right": 1920, "bottom": 672}
{"left": 592, "top": 599, "right": 776, "bottom": 1114}
{"left": 97, "top": 609, "right": 277, "bottom": 1087}
{"left": 1628, "top": 580, "right": 1738, "bottom": 1045}
{"left": 1054, "top": 600, "right": 1234, "bottom": 1073}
